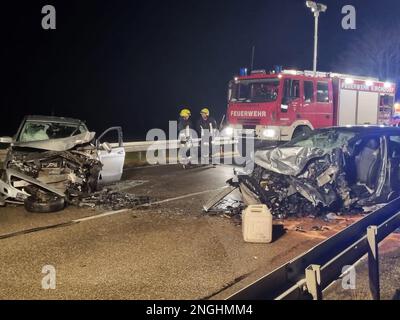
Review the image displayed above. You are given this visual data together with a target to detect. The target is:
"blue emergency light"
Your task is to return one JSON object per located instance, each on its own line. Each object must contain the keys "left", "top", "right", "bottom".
{"left": 239, "top": 68, "right": 248, "bottom": 76}
{"left": 274, "top": 65, "right": 283, "bottom": 74}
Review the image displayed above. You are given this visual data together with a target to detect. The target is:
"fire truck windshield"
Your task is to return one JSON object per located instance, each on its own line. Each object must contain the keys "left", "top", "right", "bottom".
{"left": 231, "top": 78, "right": 280, "bottom": 103}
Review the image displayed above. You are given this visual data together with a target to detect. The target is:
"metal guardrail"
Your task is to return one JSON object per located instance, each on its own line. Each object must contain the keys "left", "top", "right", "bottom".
{"left": 118, "top": 137, "right": 237, "bottom": 153}
{"left": 227, "top": 197, "right": 400, "bottom": 300}
{"left": 0, "top": 137, "right": 238, "bottom": 162}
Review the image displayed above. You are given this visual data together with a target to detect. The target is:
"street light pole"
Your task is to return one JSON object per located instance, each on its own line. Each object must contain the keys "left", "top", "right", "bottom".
{"left": 313, "top": 11, "right": 319, "bottom": 76}
{"left": 306, "top": 1, "right": 327, "bottom": 76}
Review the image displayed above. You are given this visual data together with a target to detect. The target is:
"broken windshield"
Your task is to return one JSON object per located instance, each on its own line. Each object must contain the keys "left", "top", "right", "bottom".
{"left": 231, "top": 78, "right": 280, "bottom": 103}
{"left": 18, "top": 121, "right": 88, "bottom": 143}
{"left": 283, "top": 129, "right": 356, "bottom": 151}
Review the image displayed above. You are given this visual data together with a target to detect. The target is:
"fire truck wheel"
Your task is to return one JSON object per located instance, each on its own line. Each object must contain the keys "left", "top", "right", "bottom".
{"left": 24, "top": 196, "right": 66, "bottom": 213}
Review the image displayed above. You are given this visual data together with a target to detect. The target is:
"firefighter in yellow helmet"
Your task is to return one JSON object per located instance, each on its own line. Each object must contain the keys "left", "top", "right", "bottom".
{"left": 178, "top": 108, "right": 193, "bottom": 134}
{"left": 197, "top": 107, "right": 218, "bottom": 165}
{"left": 196, "top": 108, "right": 217, "bottom": 137}
{"left": 178, "top": 108, "right": 194, "bottom": 168}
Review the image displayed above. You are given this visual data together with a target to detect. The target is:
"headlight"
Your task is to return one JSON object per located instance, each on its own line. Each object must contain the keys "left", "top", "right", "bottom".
{"left": 262, "top": 129, "right": 277, "bottom": 138}
{"left": 222, "top": 126, "right": 234, "bottom": 137}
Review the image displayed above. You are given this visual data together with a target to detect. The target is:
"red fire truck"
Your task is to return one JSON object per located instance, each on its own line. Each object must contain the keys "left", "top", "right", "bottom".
{"left": 225, "top": 69, "right": 397, "bottom": 142}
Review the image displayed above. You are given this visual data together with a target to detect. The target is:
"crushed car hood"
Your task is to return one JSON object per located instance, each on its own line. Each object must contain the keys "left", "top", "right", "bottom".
{"left": 13, "top": 131, "right": 96, "bottom": 152}
{"left": 254, "top": 146, "right": 327, "bottom": 176}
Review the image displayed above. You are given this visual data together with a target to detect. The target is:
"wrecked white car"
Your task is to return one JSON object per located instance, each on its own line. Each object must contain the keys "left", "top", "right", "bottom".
{"left": 218, "top": 127, "right": 400, "bottom": 218}
{"left": 0, "top": 116, "right": 125, "bottom": 212}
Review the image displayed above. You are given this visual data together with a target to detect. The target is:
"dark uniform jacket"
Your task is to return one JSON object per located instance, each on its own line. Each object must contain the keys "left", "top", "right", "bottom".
{"left": 178, "top": 118, "right": 193, "bottom": 137}
{"left": 196, "top": 117, "right": 217, "bottom": 137}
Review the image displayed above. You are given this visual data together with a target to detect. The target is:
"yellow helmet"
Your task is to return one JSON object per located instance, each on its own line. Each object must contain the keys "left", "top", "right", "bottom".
{"left": 200, "top": 108, "right": 210, "bottom": 116}
{"left": 180, "top": 108, "right": 191, "bottom": 117}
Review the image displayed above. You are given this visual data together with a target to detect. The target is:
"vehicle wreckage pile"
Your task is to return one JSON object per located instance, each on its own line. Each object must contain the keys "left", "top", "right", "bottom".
{"left": 0, "top": 116, "right": 155, "bottom": 212}
{"left": 7, "top": 149, "right": 102, "bottom": 199}
{"left": 233, "top": 150, "right": 355, "bottom": 219}
{"left": 3, "top": 149, "right": 151, "bottom": 211}
{"left": 223, "top": 130, "right": 400, "bottom": 219}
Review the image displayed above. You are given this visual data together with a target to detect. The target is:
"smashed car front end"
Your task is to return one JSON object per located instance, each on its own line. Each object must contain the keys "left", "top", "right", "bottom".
{"left": 234, "top": 147, "right": 353, "bottom": 218}
{"left": 0, "top": 121, "right": 103, "bottom": 209}
{"left": 231, "top": 127, "right": 400, "bottom": 218}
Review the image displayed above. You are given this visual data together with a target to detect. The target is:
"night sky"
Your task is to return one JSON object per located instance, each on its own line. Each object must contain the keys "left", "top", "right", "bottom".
{"left": 1, "top": 0, "right": 399, "bottom": 140}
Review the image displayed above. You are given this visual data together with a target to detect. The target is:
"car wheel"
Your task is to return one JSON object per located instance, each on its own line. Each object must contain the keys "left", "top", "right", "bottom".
{"left": 24, "top": 196, "right": 66, "bottom": 213}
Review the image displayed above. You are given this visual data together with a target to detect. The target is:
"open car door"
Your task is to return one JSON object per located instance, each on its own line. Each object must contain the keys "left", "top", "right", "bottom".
{"left": 96, "top": 127, "right": 125, "bottom": 184}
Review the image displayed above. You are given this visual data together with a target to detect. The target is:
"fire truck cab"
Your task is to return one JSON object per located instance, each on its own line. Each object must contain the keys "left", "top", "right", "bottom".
{"left": 226, "top": 69, "right": 397, "bottom": 141}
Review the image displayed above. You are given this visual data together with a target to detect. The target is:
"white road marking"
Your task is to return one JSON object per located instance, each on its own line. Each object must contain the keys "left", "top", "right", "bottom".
{"left": 0, "top": 186, "right": 228, "bottom": 239}
{"left": 75, "top": 186, "right": 228, "bottom": 222}
{"left": 124, "top": 164, "right": 175, "bottom": 170}
{"left": 139, "top": 186, "right": 229, "bottom": 207}
{"left": 73, "top": 209, "right": 129, "bottom": 222}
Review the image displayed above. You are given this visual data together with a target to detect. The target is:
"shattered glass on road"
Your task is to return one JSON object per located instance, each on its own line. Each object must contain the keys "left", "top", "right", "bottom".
{"left": 76, "top": 180, "right": 152, "bottom": 211}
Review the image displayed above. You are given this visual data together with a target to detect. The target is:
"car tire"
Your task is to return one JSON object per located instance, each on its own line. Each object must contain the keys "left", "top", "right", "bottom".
{"left": 24, "top": 196, "right": 65, "bottom": 213}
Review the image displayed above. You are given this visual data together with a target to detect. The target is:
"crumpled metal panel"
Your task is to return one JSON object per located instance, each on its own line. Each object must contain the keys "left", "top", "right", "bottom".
{"left": 1, "top": 168, "right": 65, "bottom": 200}
{"left": 254, "top": 147, "right": 326, "bottom": 176}
{"left": 13, "top": 131, "right": 96, "bottom": 152}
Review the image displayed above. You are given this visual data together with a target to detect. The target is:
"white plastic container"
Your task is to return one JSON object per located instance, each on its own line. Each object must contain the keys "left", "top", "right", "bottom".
{"left": 242, "top": 204, "right": 273, "bottom": 243}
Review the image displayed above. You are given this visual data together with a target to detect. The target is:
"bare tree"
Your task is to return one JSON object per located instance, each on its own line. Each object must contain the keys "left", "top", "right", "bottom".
{"left": 335, "top": 22, "right": 400, "bottom": 82}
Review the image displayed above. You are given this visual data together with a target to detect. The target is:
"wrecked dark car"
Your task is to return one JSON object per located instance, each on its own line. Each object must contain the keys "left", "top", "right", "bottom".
{"left": 227, "top": 126, "right": 400, "bottom": 218}
{"left": 0, "top": 116, "right": 126, "bottom": 212}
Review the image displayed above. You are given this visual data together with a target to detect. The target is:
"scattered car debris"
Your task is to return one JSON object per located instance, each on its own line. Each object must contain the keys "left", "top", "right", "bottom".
{"left": 311, "top": 225, "right": 330, "bottom": 232}
{"left": 76, "top": 189, "right": 152, "bottom": 211}
{"left": 204, "top": 198, "right": 244, "bottom": 225}
{"left": 294, "top": 226, "right": 306, "bottom": 233}
{"left": 362, "top": 203, "right": 388, "bottom": 213}
{"left": 322, "top": 212, "right": 348, "bottom": 223}
{"left": 294, "top": 224, "right": 330, "bottom": 233}
{"left": 323, "top": 212, "right": 340, "bottom": 222}
{"left": 206, "top": 127, "right": 400, "bottom": 219}
{"left": 202, "top": 186, "right": 238, "bottom": 213}
{"left": 204, "top": 198, "right": 244, "bottom": 216}
{"left": 105, "top": 180, "right": 148, "bottom": 192}
{"left": 76, "top": 180, "right": 151, "bottom": 210}
{"left": 203, "top": 187, "right": 244, "bottom": 224}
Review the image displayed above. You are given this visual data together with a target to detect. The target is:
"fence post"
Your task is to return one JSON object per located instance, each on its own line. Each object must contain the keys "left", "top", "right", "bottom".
{"left": 367, "top": 225, "right": 380, "bottom": 300}
{"left": 305, "top": 264, "right": 322, "bottom": 300}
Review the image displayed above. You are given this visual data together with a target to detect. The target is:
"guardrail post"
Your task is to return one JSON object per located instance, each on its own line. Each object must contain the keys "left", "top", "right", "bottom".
{"left": 367, "top": 225, "right": 380, "bottom": 300}
{"left": 305, "top": 264, "right": 322, "bottom": 300}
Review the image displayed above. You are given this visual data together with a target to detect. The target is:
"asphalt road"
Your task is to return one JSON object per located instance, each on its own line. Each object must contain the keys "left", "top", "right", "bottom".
{"left": 0, "top": 164, "right": 384, "bottom": 300}
{"left": 324, "top": 233, "right": 400, "bottom": 300}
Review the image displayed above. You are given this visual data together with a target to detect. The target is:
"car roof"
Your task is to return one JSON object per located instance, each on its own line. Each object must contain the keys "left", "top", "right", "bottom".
{"left": 314, "top": 125, "right": 400, "bottom": 135}
{"left": 23, "top": 115, "right": 85, "bottom": 125}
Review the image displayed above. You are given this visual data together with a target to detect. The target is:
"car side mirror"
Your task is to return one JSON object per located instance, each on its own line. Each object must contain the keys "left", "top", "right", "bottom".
{"left": 0, "top": 137, "right": 13, "bottom": 144}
